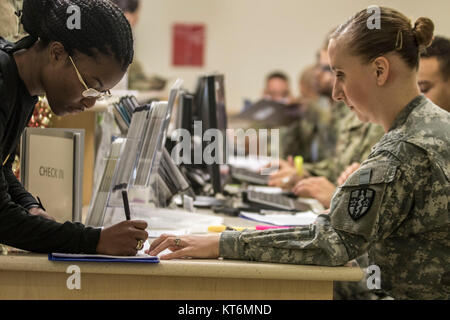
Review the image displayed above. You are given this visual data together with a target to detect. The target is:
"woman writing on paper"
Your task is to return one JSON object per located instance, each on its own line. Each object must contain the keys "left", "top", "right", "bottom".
{"left": 0, "top": 0, "right": 147, "bottom": 255}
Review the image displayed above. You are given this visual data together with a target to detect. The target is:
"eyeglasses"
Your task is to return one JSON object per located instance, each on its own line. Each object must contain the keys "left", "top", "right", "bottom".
{"left": 69, "top": 56, "right": 111, "bottom": 100}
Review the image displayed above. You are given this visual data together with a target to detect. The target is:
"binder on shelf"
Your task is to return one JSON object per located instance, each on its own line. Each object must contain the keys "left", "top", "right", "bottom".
{"left": 86, "top": 138, "right": 125, "bottom": 227}
{"left": 112, "top": 95, "right": 141, "bottom": 135}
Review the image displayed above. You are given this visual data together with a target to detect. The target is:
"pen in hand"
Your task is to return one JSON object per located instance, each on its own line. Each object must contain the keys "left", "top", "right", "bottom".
{"left": 36, "top": 196, "right": 46, "bottom": 211}
{"left": 122, "top": 190, "right": 131, "bottom": 221}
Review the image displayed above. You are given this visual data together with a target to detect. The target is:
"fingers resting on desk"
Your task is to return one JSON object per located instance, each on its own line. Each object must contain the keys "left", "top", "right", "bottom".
{"left": 147, "top": 233, "right": 221, "bottom": 260}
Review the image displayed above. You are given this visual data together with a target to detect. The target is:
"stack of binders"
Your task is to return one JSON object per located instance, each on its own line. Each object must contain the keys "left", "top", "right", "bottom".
{"left": 112, "top": 96, "right": 141, "bottom": 135}
{"left": 86, "top": 137, "right": 125, "bottom": 227}
{"left": 156, "top": 148, "right": 195, "bottom": 206}
{"left": 86, "top": 79, "right": 193, "bottom": 227}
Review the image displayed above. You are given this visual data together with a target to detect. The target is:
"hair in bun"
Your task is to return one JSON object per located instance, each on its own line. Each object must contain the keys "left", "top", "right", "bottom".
{"left": 413, "top": 17, "right": 435, "bottom": 52}
{"left": 330, "top": 7, "right": 435, "bottom": 69}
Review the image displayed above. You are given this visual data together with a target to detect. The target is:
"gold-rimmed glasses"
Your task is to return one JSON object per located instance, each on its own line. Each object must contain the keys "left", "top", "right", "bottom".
{"left": 69, "top": 56, "right": 111, "bottom": 101}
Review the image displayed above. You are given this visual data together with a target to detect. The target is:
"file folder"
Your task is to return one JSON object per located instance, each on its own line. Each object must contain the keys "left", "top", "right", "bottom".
{"left": 48, "top": 253, "right": 160, "bottom": 263}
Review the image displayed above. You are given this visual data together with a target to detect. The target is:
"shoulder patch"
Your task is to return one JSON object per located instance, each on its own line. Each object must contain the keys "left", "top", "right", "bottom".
{"left": 348, "top": 188, "right": 375, "bottom": 220}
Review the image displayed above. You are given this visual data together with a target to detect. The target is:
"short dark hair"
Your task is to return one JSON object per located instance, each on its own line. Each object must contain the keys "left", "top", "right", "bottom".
{"left": 421, "top": 36, "right": 450, "bottom": 81}
{"left": 266, "top": 71, "right": 289, "bottom": 83}
{"left": 110, "top": 0, "right": 140, "bottom": 13}
{"left": 17, "top": 0, "right": 134, "bottom": 70}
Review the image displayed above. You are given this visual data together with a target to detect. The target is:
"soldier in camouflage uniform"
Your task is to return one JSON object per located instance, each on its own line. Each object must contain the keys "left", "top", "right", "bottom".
{"left": 270, "top": 46, "right": 352, "bottom": 187}
{"left": 150, "top": 94, "right": 449, "bottom": 300}
{"left": 281, "top": 64, "right": 335, "bottom": 163}
{"left": 280, "top": 97, "right": 333, "bottom": 163}
{"left": 270, "top": 106, "right": 383, "bottom": 191}
{"left": 303, "top": 110, "right": 385, "bottom": 184}
{"left": 149, "top": 8, "right": 449, "bottom": 300}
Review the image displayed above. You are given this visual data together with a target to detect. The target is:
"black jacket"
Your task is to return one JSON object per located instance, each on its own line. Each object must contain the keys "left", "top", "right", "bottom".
{"left": 0, "top": 38, "right": 100, "bottom": 253}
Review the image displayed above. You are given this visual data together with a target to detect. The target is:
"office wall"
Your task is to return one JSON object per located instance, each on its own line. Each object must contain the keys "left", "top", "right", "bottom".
{"left": 134, "top": 0, "right": 450, "bottom": 112}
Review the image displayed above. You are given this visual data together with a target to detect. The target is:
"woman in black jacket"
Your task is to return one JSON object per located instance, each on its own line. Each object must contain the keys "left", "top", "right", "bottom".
{"left": 0, "top": 0, "right": 147, "bottom": 255}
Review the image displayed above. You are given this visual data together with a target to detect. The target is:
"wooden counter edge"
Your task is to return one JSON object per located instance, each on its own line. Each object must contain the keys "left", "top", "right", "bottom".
{"left": 0, "top": 254, "right": 363, "bottom": 282}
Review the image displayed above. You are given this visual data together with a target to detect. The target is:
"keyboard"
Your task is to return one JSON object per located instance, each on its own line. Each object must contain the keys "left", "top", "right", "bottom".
{"left": 231, "top": 167, "right": 270, "bottom": 185}
{"left": 243, "top": 190, "right": 311, "bottom": 212}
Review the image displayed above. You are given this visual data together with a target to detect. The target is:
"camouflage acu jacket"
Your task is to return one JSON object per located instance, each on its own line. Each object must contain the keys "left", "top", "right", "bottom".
{"left": 303, "top": 111, "right": 384, "bottom": 183}
{"left": 280, "top": 97, "right": 334, "bottom": 162}
{"left": 219, "top": 95, "right": 450, "bottom": 299}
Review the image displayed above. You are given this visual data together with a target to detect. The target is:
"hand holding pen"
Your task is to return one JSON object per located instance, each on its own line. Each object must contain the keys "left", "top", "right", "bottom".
{"left": 95, "top": 190, "right": 149, "bottom": 255}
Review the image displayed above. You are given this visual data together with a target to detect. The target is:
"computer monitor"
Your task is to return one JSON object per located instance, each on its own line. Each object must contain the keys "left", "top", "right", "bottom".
{"left": 199, "top": 74, "right": 228, "bottom": 194}
{"left": 176, "top": 91, "right": 194, "bottom": 134}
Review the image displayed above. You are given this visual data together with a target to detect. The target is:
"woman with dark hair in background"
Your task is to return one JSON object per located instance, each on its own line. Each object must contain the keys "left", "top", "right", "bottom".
{"left": 0, "top": 0, "right": 147, "bottom": 255}
{"left": 148, "top": 7, "right": 450, "bottom": 299}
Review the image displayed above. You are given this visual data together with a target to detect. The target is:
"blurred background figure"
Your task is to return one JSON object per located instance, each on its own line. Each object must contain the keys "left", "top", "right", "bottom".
{"left": 235, "top": 70, "right": 298, "bottom": 156}
{"left": 418, "top": 35, "right": 450, "bottom": 112}
{"left": 280, "top": 63, "right": 333, "bottom": 163}
{"left": 111, "top": 0, "right": 167, "bottom": 91}
{"left": 298, "top": 64, "right": 319, "bottom": 102}
{"left": 262, "top": 71, "right": 293, "bottom": 104}
{"left": 269, "top": 36, "right": 351, "bottom": 186}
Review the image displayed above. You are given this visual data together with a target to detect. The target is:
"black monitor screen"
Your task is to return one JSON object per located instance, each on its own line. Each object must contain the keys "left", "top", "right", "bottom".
{"left": 176, "top": 92, "right": 193, "bottom": 134}
{"left": 199, "top": 74, "right": 228, "bottom": 194}
{"left": 214, "top": 75, "right": 227, "bottom": 132}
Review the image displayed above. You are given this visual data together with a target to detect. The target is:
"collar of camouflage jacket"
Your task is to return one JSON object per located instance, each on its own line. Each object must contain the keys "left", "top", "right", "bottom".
{"left": 388, "top": 95, "right": 426, "bottom": 132}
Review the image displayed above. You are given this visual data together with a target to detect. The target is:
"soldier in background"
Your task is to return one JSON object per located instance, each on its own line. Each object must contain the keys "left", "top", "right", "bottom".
{"left": 280, "top": 64, "right": 335, "bottom": 164}
{"left": 419, "top": 35, "right": 450, "bottom": 112}
{"left": 289, "top": 112, "right": 385, "bottom": 208}
{"left": 270, "top": 42, "right": 352, "bottom": 188}
{"left": 261, "top": 71, "right": 294, "bottom": 104}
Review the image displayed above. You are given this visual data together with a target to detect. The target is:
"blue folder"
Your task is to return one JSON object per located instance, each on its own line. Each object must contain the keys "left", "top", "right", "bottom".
{"left": 48, "top": 253, "right": 160, "bottom": 264}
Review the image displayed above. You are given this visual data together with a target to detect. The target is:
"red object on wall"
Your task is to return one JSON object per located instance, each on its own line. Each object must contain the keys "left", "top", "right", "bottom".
{"left": 172, "top": 24, "right": 205, "bottom": 67}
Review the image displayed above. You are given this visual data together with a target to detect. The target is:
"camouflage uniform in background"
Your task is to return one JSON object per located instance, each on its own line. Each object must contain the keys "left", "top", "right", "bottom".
{"left": 328, "top": 100, "right": 350, "bottom": 152}
{"left": 0, "top": 0, "right": 25, "bottom": 42}
{"left": 280, "top": 96, "right": 334, "bottom": 163}
{"left": 128, "top": 59, "right": 167, "bottom": 91}
{"left": 303, "top": 110, "right": 385, "bottom": 184}
{"left": 219, "top": 95, "right": 450, "bottom": 299}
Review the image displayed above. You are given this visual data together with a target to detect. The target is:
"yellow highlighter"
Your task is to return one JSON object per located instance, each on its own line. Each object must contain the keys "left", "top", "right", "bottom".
{"left": 208, "top": 225, "right": 255, "bottom": 233}
{"left": 294, "top": 155, "right": 303, "bottom": 176}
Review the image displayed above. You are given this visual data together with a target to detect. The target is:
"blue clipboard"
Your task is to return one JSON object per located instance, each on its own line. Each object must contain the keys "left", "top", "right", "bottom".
{"left": 48, "top": 253, "right": 160, "bottom": 263}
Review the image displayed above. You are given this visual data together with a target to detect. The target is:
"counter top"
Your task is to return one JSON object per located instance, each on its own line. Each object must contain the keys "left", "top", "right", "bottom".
{"left": 0, "top": 253, "right": 363, "bottom": 282}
